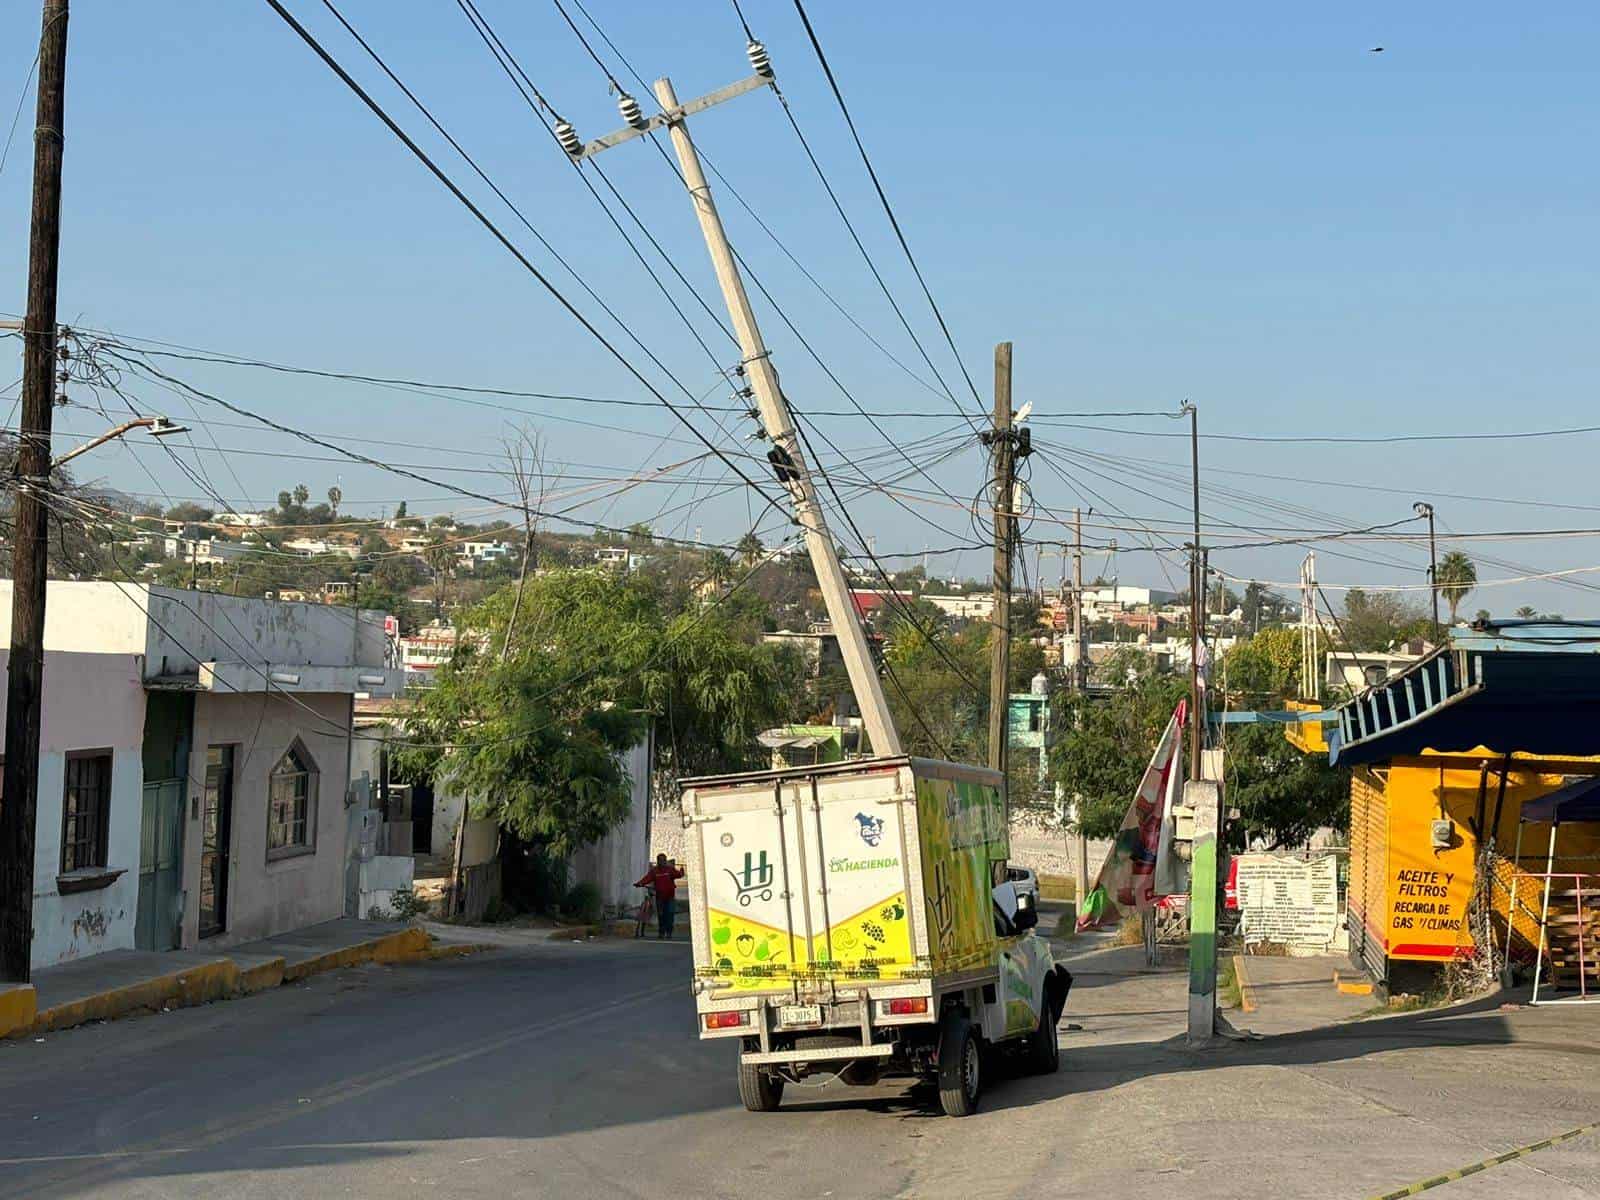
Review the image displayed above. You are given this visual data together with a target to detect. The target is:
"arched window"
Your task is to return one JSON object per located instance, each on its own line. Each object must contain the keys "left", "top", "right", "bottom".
{"left": 267, "top": 739, "right": 319, "bottom": 859}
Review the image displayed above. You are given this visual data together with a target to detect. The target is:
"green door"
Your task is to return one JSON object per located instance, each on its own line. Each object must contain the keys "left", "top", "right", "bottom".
{"left": 136, "top": 780, "right": 185, "bottom": 951}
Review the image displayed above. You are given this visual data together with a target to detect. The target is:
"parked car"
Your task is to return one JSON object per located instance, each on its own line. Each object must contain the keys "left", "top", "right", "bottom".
{"left": 1006, "top": 865, "right": 1040, "bottom": 905}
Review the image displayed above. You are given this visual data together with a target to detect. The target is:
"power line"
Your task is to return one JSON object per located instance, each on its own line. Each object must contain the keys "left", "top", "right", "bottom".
{"left": 273, "top": 0, "right": 785, "bottom": 522}
{"left": 788, "top": 0, "right": 988, "bottom": 421}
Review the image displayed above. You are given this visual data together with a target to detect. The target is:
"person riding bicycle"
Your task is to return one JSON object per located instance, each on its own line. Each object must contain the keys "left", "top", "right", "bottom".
{"left": 635, "top": 854, "right": 686, "bottom": 940}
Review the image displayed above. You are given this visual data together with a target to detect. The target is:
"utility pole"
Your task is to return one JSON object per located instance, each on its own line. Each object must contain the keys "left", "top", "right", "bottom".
{"left": 1071, "top": 508, "right": 1086, "bottom": 692}
{"left": 1414, "top": 501, "right": 1438, "bottom": 634}
{"left": 1, "top": 0, "right": 69, "bottom": 984}
{"left": 638, "top": 72, "right": 901, "bottom": 756}
{"left": 986, "top": 343, "right": 1014, "bottom": 780}
{"left": 1185, "top": 402, "right": 1202, "bottom": 781}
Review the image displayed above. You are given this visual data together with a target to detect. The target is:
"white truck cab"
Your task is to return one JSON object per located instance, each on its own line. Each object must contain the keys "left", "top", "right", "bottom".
{"left": 680, "top": 756, "right": 1072, "bottom": 1116}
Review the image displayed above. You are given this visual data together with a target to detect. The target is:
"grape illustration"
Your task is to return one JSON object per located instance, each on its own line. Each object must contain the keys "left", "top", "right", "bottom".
{"left": 861, "top": 920, "right": 886, "bottom": 944}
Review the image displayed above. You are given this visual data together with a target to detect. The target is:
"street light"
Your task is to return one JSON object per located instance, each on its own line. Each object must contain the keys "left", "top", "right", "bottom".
{"left": 51, "top": 415, "right": 190, "bottom": 471}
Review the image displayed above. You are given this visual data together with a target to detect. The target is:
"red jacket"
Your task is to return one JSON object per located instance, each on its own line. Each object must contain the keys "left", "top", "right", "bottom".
{"left": 636, "top": 863, "right": 685, "bottom": 900}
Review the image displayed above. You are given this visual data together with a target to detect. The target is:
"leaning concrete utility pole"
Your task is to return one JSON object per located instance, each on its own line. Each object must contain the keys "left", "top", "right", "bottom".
{"left": 1, "top": 0, "right": 69, "bottom": 984}
{"left": 570, "top": 60, "right": 900, "bottom": 755}
{"left": 986, "top": 343, "right": 1014, "bottom": 778}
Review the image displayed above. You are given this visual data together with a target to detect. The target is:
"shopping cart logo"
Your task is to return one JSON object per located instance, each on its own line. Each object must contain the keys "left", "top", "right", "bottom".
{"left": 726, "top": 850, "right": 774, "bottom": 906}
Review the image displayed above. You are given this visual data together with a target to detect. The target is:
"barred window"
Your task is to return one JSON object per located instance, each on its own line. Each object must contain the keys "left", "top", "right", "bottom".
{"left": 267, "top": 741, "right": 318, "bottom": 860}
{"left": 61, "top": 752, "right": 112, "bottom": 873}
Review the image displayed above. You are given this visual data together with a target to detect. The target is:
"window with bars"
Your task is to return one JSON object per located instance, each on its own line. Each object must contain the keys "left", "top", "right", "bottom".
{"left": 61, "top": 751, "right": 112, "bottom": 874}
{"left": 267, "top": 740, "right": 318, "bottom": 860}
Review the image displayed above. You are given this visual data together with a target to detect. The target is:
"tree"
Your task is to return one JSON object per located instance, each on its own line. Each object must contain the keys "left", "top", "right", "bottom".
{"left": 1474, "top": 608, "right": 1491, "bottom": 623}
{"left": 1226, "top": 722, "right": 1349, "bottom": 850}
{"left": 327, "top": 485, "right": 342, "bottom": 517}
{"left": 293, "top": 483, "right": 310, "bottom": 507}
{"left": 1048, "top": 650, "right": 1188, "bottom": 838}
{"left": 424, "top": 536, "right": 455, "bottom": 617}
{"left": 1342, "top": 588, "right": 1429, "bottom": 651}
{"left": 627, "top": 522, "right": 653, "bottom": 546}
{"left": 1515, "top": 605, "right": 1537, "bottom": 620}
{"left": 277, "top": 490, "right": 293, "bottom": 512}
{"left": 736, "top": 532, "right": 764, "bottom": 567}
{"left": 1435, "top": 551, "right": 1477, "bottom": 625}
{"left": 393, "top": 570, "right": 800, "bottom": 854}
{"left": 1223, "top": 626, "right": 1312, "bottom": 704}
{"left": 395, "top": 500, "right": 408, "bottom": 520}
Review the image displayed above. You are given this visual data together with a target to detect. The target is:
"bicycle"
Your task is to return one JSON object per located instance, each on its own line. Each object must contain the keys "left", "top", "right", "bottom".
{"left": 634, "top": 888, "right": 656, "bottom": 938}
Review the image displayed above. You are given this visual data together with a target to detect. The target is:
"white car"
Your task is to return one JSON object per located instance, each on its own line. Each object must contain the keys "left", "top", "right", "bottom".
{"left": 1006, "top": 866, "right": 1040, "bottom": 905}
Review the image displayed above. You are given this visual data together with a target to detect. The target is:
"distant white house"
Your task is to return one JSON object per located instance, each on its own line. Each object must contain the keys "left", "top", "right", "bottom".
{"left": 283, "top": 538, "right": 358, "bottom": 560}
{"left": 924, "top": 594, "right": 994, "bottom": 621}
{"left": 215, "top": 511, "right": 269, "bottom": 528}
{"left": 458, "top": 540, "right": 511, "bottom": 567}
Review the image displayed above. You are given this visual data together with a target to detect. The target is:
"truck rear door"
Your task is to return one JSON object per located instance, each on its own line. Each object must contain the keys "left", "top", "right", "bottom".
{"left": 688, "top": 763, "right": 919, "bottom": 995}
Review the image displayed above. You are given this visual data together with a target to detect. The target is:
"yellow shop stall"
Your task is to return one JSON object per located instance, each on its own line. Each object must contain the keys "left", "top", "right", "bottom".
{"left": 1327, "top": 621, "right": 1600, "bottom": 996}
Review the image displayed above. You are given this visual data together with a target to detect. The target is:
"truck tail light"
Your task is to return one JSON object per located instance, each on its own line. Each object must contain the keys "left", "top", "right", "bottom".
{"left": 704, "top": 1011, "right": 750, "bottom": 1030}
{"left": 887, "top": 997, "right": 928, "bottom": 1016}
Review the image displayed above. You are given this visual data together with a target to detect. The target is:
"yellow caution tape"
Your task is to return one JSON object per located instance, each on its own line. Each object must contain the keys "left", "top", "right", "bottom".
{"left": 1370, "top": 1121, "right": 1599, "bottom": 1199}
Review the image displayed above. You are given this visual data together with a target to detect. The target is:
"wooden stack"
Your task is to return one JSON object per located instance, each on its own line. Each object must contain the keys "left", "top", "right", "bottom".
{"left": 1543, "top": 883, "right": 1600, "bottom": 996}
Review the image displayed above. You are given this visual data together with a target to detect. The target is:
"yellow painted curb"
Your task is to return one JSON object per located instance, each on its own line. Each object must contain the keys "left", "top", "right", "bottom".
{"left": 1233, "top": 954, "right": 1258, "bottom": 1014}
{"left": 238, "top": 957, "right": 287, "bottom": 995}
{"left": 282, "top": 926, "right": 432, "bottom": 982}
{"left": 32, "top": 959, "right": 239, "bottom": 1034}
{"left": 1336, "top": 970, "right": 1374, "bottom": 997}
{"left": 0, "top": 983, "right": 37, "bottom": 1039}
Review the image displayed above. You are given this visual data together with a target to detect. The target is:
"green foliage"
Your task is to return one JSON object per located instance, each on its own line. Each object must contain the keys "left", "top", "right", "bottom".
{"left": 388, "top": 887, "right": 429, "bottom": 920}
{"left": 393, "top": 569, "right": 801, "bottom": 853}
{"left": 1436, "top": 551, "right": 1477, "bottom": 624}
{"left": 562, "top": 880, "right": 603, "bottom": 923}
{"left": 1223, "top": 626, "right": 1318, "bottom": 704}
{"left": 1224, "top": 722, "right": 1349, "bottom": 850}
{"left": 1048, "top": 649, "right": 1188, "bottom": 839}
{"left": 1342, "top": 588, "right": 1430, "bottom": 651}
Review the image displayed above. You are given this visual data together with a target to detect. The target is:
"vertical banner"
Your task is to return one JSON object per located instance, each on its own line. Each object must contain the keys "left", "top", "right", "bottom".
{"left": 1076, "top": 701, "right": 1188, "bottom": 932}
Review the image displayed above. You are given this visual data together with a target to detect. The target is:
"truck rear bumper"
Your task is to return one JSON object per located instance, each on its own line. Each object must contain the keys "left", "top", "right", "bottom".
{"left": 739, "top": 1044, "right": 896, "bottom": 1066}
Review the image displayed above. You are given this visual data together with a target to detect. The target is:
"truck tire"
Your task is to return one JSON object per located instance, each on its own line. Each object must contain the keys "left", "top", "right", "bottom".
{"left": 1026, "top": 1001, "right": 1059, "bottom": 1075}
{"left": 937, "top": 1013, "right": 981, "bottom": 1117}
{"left": 738, "top": 1061, "right": 784, "bottom": 1112}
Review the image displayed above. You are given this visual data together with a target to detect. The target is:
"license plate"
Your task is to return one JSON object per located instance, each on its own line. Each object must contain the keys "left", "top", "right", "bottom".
{"left": 780, "top": 1004, "right": 823, "bottom": 1027}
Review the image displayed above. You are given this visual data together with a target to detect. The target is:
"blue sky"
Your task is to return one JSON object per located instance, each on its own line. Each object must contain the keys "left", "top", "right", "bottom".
{"left": 3, "top": 2, "right": 1598, "bottom": 614}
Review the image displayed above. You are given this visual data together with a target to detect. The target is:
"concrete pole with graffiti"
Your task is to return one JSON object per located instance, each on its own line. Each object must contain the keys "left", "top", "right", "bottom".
{"left": 1186, "top": 779, "right": 1221, "bottom": 1042}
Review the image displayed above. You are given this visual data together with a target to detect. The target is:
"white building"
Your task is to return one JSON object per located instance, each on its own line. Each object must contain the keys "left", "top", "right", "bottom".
{"left": 283, "top": 537, "right": 359, "bottom": 560}
{"left": 399, "top": 621, "right": 459, "bottom": 681}
{"left": 0, "top": 582, "right": 404, "bottom": 971}
{"left": 458, "top": 540, "right": 511, "bottom": 566}
{"left": 923, "top": 594, "right": 994, "bottom": 621}
{"left": 215, "top": 511, "right": 269, "bottom": 529}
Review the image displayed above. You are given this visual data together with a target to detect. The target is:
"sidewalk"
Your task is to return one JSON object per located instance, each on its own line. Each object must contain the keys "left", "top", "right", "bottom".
{"left": 1230, "top": 951, "right": 1380, "bottom": 1035}
{"left": 3, "top": 918, "right": 441, "bottom": 1040}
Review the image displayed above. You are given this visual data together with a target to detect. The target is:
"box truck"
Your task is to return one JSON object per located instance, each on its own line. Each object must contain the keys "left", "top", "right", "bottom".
{"left": 680, "top": 755, "right": 1072, "bottom": 1116}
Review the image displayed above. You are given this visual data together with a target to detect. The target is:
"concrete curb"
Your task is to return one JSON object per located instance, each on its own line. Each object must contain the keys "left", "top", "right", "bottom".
{"left": 1233, "top": 954, "right": 1258, "bottom": 1014}
{"left": 282, "top": 926, "right": 432, "bottom": 982}
{"left": 33, "top": 959, "right": 238, "bottom": 1034}
{"left": 0, "top": 983, "right": 37, "bottom": 1039}
{"left": 9, "top": 925, "right": 456, "bottom": 1041}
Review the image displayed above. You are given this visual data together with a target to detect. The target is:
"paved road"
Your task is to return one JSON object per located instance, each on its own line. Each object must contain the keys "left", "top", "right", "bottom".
{"left": 3, "top": 936, "right": 1599, "bottom": 1200}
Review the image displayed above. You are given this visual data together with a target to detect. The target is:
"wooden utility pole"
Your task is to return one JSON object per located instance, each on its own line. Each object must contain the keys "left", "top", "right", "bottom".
{"left": 1, "top": 0, "right": 69, "bottom": 984}
{"left": 650, "top": 76, "right": 901, "bottom": 757}
{"left": 986, "top": 343, "right": 1014, "bottom": 779}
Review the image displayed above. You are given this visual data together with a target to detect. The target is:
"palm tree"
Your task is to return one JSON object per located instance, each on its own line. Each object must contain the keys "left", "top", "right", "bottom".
{"left": 327, "top": 485, "right": 342, "bottom": 517}
{"left": 736, "top": 532, "right": 764, "bottom": 567}
{"left": 1436, "top": 551, "right": 1477, "bottom": 625}
{"left": 1515, "top": 605, "right": 1537, "bottom": 620}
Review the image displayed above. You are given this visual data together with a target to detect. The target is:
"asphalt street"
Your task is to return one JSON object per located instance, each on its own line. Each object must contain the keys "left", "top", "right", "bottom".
{"left": 2, "top": 935, "right": 1599, "bottom": 1200}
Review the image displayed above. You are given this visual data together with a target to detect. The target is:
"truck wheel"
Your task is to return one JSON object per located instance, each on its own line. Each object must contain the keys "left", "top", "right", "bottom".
{"left": 1027, "top": 1002, "right": 1060, "bottom": 1075}
{"left": 937, "top": 1013, "right": 981, "bottom": 1117}
{"left": 738, "top": 1061, "right": 784, "bottom": 1112}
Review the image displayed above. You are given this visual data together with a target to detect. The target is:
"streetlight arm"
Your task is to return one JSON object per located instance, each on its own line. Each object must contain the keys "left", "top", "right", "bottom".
{"left": 50, "top": 418, "right": 155, "bottom": 470}
{"left": 50, "top": 416, "right": 188, "bottom": 471}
